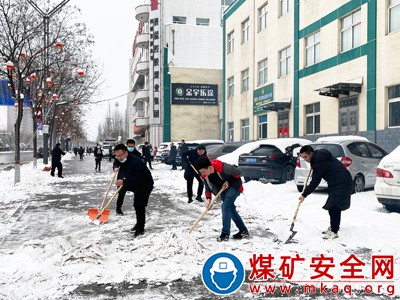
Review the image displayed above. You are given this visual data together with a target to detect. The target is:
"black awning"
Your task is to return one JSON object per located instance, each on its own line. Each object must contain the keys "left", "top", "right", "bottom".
{"left": 260, "top": 98, "right": 291, "bottom": 112}
{"left": 316, "top": 77, "right": 363, "bottom": 98}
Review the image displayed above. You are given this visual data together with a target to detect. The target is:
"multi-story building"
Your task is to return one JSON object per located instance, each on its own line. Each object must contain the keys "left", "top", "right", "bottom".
{"left": 223, "top": 0, "right": 400, "bottom": 152}
{"left": 129, "top": 0, "right": 234, "bottom": 147}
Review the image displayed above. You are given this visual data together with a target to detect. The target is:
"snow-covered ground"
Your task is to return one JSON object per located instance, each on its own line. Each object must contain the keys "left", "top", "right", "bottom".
{"left": 0, "top": 154, "right": 399, "bottom": 299}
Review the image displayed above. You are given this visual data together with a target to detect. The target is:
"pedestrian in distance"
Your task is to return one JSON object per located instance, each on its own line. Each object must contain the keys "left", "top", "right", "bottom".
{"left": 114, "top": 144, "right": 154, "bottom": 237}
{"left": 196, "top": 157, "right": 249, "bottom": 242}
{"left": 182, "top": 144, "right": 207, "bottom": 203}
{"left": 78, "top": 146, "right": 84, "bottom": 160}
{"left": 298, "top": 145, "right": 352, "bottom": 240}
{"left": 179, "top": 139, "right": 189, "bottom": 171}
{"left": 169, "top": 142, "right": 177, "bottom": 170}
{"left": 50, "top": 143, "right": 66, "bottom": 178}
{"left": 94, "top": 144, "right": 104, "bottom": 172}
{"left": 152, "top": 146, "right": 158, "bottom": 161}
{"left": 142, "top": 142, "right": 153, "bottom": 169}
{"left": 113, "top": 139, "right": 142, "bottom": 215}
{"left": 108, "top": 145, "right": 113, "bottom": 162}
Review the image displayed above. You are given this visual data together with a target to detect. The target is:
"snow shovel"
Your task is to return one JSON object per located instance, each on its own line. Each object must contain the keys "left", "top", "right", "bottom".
{"left": 87, "top": 171, "right": 118, "bottom": 221}
{"left": 90, "top": 185, "right": 123, "bottom": 223}
{"left": 284, "top": 167, "right": 313, "bottom": 244}
{"left": 189, "top": 186, "right": 225, "bottom": 234}
{"left": 189, "top": 162, "right": 205, "bottom": 184}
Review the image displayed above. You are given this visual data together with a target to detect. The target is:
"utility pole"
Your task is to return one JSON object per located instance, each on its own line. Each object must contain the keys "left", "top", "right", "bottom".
{"left": 26, "top": 0, "right": 70, "bottom": 165}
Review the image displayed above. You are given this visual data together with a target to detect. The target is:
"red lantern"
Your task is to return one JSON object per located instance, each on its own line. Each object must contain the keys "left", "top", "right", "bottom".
{"left": 284, "top": 127, "right": 289, "bottom": 136}
{"left": 55, "top": 41, "right": 63, "bottom": 50}
{"left": 30, "top": 73, "right": 37, "bottom": 80}
{"left": 14, "top": 102, "right": 18, "bottom": 108}
{"left": 52, "top": 93, "right": 57, "bottom": 99}
{"left": 77, "top": 68, "right": 85, "bottom": 77}
{"left": 26, "top": 78, "right": 31, "bottom": 85}
{"left": 20, "top": 52, "right": 26, "bottom": 58}
{"left": 6, "top": 61, "right": 14, "bottom": 71}
{"left": 46, "top": 78, "right": 52, "bottom": 86}
{"left": 46, "top": 99, "right": 50, "bottom": 104}
{"left": 278, "top": 128, "right": 283, "bottom": 137}
{"left": 7, "top": 83, "right": 12, "bottom": 89}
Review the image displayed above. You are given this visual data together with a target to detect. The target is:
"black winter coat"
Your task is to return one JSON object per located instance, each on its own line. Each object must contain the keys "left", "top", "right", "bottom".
{"left": 169, "top": 145, "right": 177, "bottom": 160}
{"left": 142, "top": 146, "right": 152, "bottom": 159}
{"left": 113, "top": 149, "right": 141, "bottom": 170}
{"left": 117, "top": 153, "right": 154, "bottom": 194}
{"left": 302, "top": 149, "right": 352, "bottom": 211}
{"left": 51, "top": 146, "right": 65, "bottom": 162}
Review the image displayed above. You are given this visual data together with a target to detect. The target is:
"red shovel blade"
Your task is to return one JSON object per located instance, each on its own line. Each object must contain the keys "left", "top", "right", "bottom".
{"left": 87, "top": 208, "right": 110, "bottom": 223}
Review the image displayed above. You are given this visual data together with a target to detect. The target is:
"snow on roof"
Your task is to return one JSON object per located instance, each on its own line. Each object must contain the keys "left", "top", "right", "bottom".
{"left": 218, "top": 138, "right": 311, "bottom": 165}
{"left": 316, "top": 135, "right": 369, "bottom": 142}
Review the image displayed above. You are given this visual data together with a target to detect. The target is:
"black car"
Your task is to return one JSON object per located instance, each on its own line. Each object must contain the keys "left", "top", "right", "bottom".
{"left": 238, "top": 138, "right": 310, "bottom": 183}
{"left": 207, "top": 142, "right": 248, "bottom": 160}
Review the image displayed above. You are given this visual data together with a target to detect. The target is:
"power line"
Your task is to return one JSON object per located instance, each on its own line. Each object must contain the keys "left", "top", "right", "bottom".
{"left": 89, "top": 92, "right": 132, "bottom": 104}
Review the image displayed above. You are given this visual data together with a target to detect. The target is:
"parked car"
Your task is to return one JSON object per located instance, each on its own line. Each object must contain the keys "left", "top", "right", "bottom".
{"left": 294, "top": 136, "right": 388, "bottom": 193}
{"left": 374, "top": 145, "right": 400, "bottom": 211}
{"left": 227, "top": 138, "right": 310, "bottom": 183}
{"left": 156, "top": 142, "right": 171, "bottom": 161}
{"left": 207, "top": 141, "right": 249, "bottom": 160}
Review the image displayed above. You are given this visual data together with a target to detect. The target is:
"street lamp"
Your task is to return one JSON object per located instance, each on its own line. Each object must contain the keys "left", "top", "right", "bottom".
{"left": 26, "top": 0, "right": 70, "bottom": 165}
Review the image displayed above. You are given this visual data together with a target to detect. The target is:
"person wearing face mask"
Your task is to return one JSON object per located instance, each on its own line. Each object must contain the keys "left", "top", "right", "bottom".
{"left": 112, "top": 139, "right": 142, "bottom": 215}
{"left": 114, "top": 144, "right": 154, "bottom": 237}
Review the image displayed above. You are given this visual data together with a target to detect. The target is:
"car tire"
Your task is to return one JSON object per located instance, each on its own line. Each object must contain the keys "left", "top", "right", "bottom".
{"left": 353, "top": 174, "right": 365, "bottom": 193}
{"left": 296, "top": 185, "right": 304, "bottom": 192}
{"left": 280, "top": 165, "right": 295, "bottom": 183}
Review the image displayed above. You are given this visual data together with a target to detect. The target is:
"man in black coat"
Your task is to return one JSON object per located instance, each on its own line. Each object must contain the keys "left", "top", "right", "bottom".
{"left": 179, "top": 139, "right": 189, "bottom": 170}
{"left": 50, "top": 143, "right": 66, "bottom": 178}
{"left": 182, "top": 144, "right": 207, "bottom": 203}
{"left": 169, "top": 142, "right": 177, "bottom": 170}
{"left": 114, "top": 144, "right": 154, "bottom": 237}
{"left": 298, "top": 145, "right": 352, "bottom": 239}
{"left": 112, "top": 139, "right": 142, "bottom": 215}
{"left": 142, "top": 142, "right": 153, "bottom": 169}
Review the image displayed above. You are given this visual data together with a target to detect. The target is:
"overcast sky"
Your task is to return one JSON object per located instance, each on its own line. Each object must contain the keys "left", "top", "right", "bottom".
{"left": 70, "top": 0, "right": 139, "bottom": 141}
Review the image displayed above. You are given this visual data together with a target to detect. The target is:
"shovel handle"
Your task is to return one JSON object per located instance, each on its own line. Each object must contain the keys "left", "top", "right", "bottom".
{"left": 189, "top": 163, "right": 205, "bottom": 183}
{"left": 189, "top": 186, "right": 225, "bottom": 234}
{"left": 100, "top": 171, "right": 118, "bottom": 211}
{"left": 96, "top": 185, "right": 123, "bottom": 219}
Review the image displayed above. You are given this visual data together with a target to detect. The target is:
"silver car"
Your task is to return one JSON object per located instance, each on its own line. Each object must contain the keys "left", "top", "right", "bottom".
{"left": 294, "top": 136, "right": 387, "bottom": 193}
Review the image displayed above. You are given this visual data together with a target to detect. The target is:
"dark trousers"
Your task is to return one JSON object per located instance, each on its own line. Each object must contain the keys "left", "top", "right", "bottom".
{"left": 328, "top": 206, "right": 342, "bottom": 233}
{"left": 145, "top": 158, "right": 152, "bottom": 169}
{"left": 116, "top": 188, "right": 127, "bottom": 210}
{"left": 171, "top": 159, "right": 177, "bottom": 170}
{"left": 95, "top": 158, "right": 102, "bottom": 170}
{"left": 51, "top": 160, "right": 62, "bottom": 177}
{"left": 133, "top": 188, "right": 152, "bottom": 231}
{"left": 184, "top": 168, "right": 204, "bottom": 199}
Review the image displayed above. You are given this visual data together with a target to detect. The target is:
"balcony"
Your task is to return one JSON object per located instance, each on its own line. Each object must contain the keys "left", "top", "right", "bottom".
{"left": 132, "top": 89, "right": 149, "bottom": 105}
{"left": 133, "top": 109, "right": 145, "bottom": 121}
{"left": 136, "top": 60, "right": 149, "bottom": 75}
{"left": 136, "top": 117, "right": 149, "bottom": 128}
{"left": 136, "top": 33, "right": 149, "bottom": 49}
{"left": 135, "top": 4, "right": 150, "bottom": 22}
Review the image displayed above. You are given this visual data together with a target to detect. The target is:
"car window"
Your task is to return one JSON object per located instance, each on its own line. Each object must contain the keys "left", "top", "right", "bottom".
{"left": 311, "top": 143, "right": 345, "bottom": 157}
{"left": 366, "top": 143, "right": 386, "bottom": 159}
{"left": 207, "top": 144, "right": 222, "bottom": 153}
{"left": 222, "top": 146, "right": 237, "bottom": 153}
{"left": 347, "top": 142, "right": 370, "bottom": 158}
{"left": 252, "top": 145, "right": 280, "bottom": 155}
{"left": 159, "top": 144, "right": 168, "bottom": 149}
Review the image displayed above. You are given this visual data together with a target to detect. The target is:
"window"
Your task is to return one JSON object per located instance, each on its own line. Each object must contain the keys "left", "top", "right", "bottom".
{"left": 227, "top": 31, "right": 234, "bottom": 53}
{"left": 173, "top": 16, "right": 186, "bottom": 24}
{"left": 221, "top": 0, "right": 234, "bottom": 5}
{"left": 279, "top": 47, "right": 291, "bottom": 77}
{"left": 388, "top": 85, "right": 400, "bottom": 127}
{"left": 389, "top": 0, "right": 400, "bottom": 33}
{"left": 305, "top": 103, "right": 320, "bottom": 134}
{"left": 241, "top": 68, "right": 249, "bottom": 92}
{"left": 196, "top": 18, "right": 209, "bottom": 26}
{"left": 280, "top": 0, "right": 290, "bottom": 16}
{"left": 241, "top": 119, "right": 250, "bottom": 141}
{"left": 341, "top": 10, "right": 361, "bottom": 52}
{"left": 305, "top": 31, "right": 320, "bottom": 66}
{"left": 258, "top": 115, "right": 268, "bottom": 139}
{"left": 366, "top": 143, "right": 386, "bottom": 159}
{"left": 259, "top": 4, "right": 268, "bottom": 31}
{"left": 227, "top": 76, "right": 234, "bottom": 98}
{"left": 241, "top": 19, "right": 249, "bottom": 44}
{"left": 258, "top": 58, "right": 268, "bottom": 86}
{"left": 228, "top": 122, "right": 234, "bottom": 142}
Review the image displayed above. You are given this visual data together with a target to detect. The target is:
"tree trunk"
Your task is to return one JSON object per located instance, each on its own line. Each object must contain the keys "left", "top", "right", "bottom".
{"left": 14, "top": 92, "right": 23, "bottom": 184}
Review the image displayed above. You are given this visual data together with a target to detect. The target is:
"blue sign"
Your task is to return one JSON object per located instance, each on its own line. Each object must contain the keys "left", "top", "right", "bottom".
{"left": 0, "top": 80, "right": 30, "bottom": 106}
{"left": 202, "top": 252, "right": 245, "bottom": 296}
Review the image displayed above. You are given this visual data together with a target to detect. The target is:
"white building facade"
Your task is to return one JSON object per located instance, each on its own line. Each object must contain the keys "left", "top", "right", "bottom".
{"left": 129, "top": 0, "right": 234, "bottom": 147}
{"left": 223, "top": 0, "right": 400, "bottom": 152}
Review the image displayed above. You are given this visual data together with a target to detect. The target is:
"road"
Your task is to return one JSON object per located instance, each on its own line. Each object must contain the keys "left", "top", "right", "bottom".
{"left": 0, "top": 151, "right": 34, "bottom": 170}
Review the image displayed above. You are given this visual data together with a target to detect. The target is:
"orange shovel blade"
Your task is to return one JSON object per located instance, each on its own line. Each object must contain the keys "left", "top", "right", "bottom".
{"left": 87, "top": 208, "right": 99, "bottom": 220}
{"left": 87, "top": 208, "right": 110, "bottom": 223}
{"left": 98, "top": 210, "right": 110, "bottom": 223}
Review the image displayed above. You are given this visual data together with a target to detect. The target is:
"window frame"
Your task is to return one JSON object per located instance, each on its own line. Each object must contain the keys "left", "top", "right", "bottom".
{"left": 305, "top": 102, "right": 321, "bottom": 135}
{"left": 258, "top": 115, "right": 268, "bottom": 139}
{"left": 241, "top": 68, "right": 249, "bottom": 93}
{"left": 227, "top": 76, "right": 235, "bottom": 98}
{"left": 280, "top": 0, "right": 290, "bottom": 17}
{"left": 227, "top": 31, "right": 234, "bottom": 54}
{"left": 388, "top": 85, "right": 400, "bottom": 128}
{"left": 241, "top": 18, "right": 249, "bottom": 44}
{"left": 228, "top": 122, "right": 234, "bottom": 142}
{"left": 389, "top": 0, "right": 400, "bottom": 33}
{"left": 241, "top": 118, "right": 250, "bottom": 141}
{"left": 259, "top": 3, "right": 268, "bottom": 31}
{"left": 172, "top": 16, "right": 187, "bottom": 24}
{"left": 196, "top": 18, "right": 210, "bottom": 26}
{"left": 340, "top": 10, "right": 361, "bottom": 52}
{"left": 305, "top": 31, "right": 320, "bottom": 66}
{"left": 279, "top": 46, "right": 291, "bottom": 77}
{"left": 258, "top": 58, "right": 268, "bottom": 86}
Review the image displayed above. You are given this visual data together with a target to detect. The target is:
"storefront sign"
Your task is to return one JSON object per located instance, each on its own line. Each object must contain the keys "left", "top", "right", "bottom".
{"left": 171, "top": 83, "right": 218, "bottom": 105}
{"left": 253, "top": 83, "right": 274, "bottom": 115}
